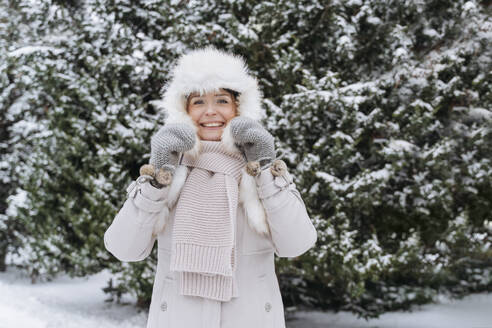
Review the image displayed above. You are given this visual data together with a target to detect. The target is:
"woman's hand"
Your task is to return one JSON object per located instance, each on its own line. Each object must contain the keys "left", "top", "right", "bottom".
{"left": 229, "top": 117, "right": 275, "bottom": 176}
{"left": 141, "top": 123, "right": 195, "bottom": 187}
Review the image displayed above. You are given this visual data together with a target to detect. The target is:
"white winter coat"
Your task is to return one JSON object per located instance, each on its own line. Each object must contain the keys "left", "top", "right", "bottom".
{"left": 104, "top": 167, "right": 317, "bottom": 328}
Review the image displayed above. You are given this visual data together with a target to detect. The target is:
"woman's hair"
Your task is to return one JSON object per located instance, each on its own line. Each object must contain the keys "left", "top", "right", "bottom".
{"left": 186, "top": 88, "right": 240, "bottom": 112}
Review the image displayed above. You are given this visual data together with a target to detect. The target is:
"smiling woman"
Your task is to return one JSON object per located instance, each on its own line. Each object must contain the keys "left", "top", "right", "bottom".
{"left": 186, "top": 88, "right": 240, "bottom": 141}
{"left": 104, "top": 46, "right": 317, "bottom": 328}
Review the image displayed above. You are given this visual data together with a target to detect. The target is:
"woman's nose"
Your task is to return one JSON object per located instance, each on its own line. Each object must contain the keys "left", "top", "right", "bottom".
{"left": 204, "top": 103, "right": 217, "bottom": 115}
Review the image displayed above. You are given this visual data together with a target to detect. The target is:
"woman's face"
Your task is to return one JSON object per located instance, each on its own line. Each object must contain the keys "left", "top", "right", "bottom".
{"left": 186, "top": 88, "right": 238, "bottom": 141}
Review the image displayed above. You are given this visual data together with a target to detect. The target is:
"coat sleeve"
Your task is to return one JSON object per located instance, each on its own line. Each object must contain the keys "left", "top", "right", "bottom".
{"left": 104, "top": 179, "right": 170, "bottom": 262}
{"left": 255, "top": 168, "right": 317, "bottom": 258}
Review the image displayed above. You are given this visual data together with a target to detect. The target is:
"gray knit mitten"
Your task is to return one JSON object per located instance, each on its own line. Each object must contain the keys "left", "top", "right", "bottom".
{"left": 229, "top": 117, "right": 275, "bottom": 176}
{"left": 140, "top": 123, "right": 195, "bottom": 188}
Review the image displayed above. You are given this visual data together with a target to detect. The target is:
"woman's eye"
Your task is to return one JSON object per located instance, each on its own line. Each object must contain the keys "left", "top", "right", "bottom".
{"left": 191, "top": 98, "right": 229, "bottom": 105}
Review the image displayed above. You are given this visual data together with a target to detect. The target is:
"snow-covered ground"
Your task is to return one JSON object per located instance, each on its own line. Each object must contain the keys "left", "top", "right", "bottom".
{"left": 0, "top": 266, "right": 490, "bottom": 328}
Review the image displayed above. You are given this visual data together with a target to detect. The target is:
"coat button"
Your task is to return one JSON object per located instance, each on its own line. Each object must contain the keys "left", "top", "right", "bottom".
{"left": 264, "top": 302, "right": 272, "bottom": 312}
{"left": 160, "top": 301, "right": 167, "bottom": 311}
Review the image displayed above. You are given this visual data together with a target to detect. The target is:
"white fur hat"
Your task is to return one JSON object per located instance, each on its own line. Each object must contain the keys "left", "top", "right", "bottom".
{"left": 158, "top": 45, "right": 265, "bottom": 158}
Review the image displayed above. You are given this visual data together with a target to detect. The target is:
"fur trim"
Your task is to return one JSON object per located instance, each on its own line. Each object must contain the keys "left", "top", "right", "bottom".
{"left": 152, "top": 165, "right": 189, "bottom": 236}
{"left": 152, "top": 206, "right": 169, "bottom": 237}
{"left": 186, "top": 134, "right": 202, "bottom": 161}
{"left": 239, "top": 168, "right": 271, "bottom": 237}
{"left": 166, "top": 165, "right": 189, "bottom": 209}
{"left": 221, "top": 120, "right": 241, "bottom": 154}
{"left": 159, "top": 45, "right": 263, "bottom": 122}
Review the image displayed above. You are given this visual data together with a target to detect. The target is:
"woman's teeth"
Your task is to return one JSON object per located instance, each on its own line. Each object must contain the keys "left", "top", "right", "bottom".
{"left": 201, "top": 123, "right": 224, "bottom": 127}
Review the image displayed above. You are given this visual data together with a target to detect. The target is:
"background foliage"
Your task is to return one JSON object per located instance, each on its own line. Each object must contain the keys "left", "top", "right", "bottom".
{"left": 1, "top": 0, "right": 490, "bottom": 318}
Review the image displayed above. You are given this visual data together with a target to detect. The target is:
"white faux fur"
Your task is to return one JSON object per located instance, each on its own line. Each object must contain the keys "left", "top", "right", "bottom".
{"left": 152, "top": 206, "right": 169, "bottom": 237}
{"left": 166, "top": 165, "right": 189, "bottom": 209}
{"left": 239, "top": 168, "right": 271, "bottom": 237}
{"left": 220, "top": 121, "right": 239, "bottom": 154}
{"left": 152, "top": 165, "right": 189, "bottom": 236}
{"left": 154, "top": 45, "right": 271, "bottom": 237}
{"left": 159, "top": 45, "right": 263, "bottom": 124}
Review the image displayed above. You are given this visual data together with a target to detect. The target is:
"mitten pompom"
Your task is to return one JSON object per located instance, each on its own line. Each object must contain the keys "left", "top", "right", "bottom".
{"left": 140, "top": 164, "right": 155, "bottom": 177}
{"left": 156, "top": 168, "right": 173, "bottom": 186}
{"left": 270, "top": 159, "right": 287, "bottom": 177}
{"left": 246, "top": 161, "right": 261, "bottom": 177}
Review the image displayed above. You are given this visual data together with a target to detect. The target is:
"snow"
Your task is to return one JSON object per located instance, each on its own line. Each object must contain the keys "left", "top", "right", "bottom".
{"left": 366, "top": 16, "right": 382, "bottom": 25}
{"left": 141, "top": 40, "right": 162, "bottom": 53}
{"left": 5, "top": 189, "right": 28, "bottom": 217}
{"left": 289, "top": 293, "right": 492, "bottom": 328}
{"left": 463, "top": 1, "right": 478, "bottom": 13}
{"left": 1, "top": 266, "right": 491, "bottom": 328}
{"left": 8, "top": 45, "right": 64, "bottom": 57}
{"left": 0, "top": 267, "right": 147, "bottom": 328}
{"left": 468, "top": 107, "right": 492, "bottom": 120}
{"left": 331, "top": 131, "right": 354, "bottom": 143}
{"left": 388, "top": 139, "right": 418, "bottom": 152}
{"left": 315, "top": 171, "right": 339, "bottom": 183}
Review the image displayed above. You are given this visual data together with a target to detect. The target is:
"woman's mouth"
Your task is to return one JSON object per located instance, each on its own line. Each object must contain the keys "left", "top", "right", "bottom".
{"left": 200, "top": 122, "right": 224, "bottom": 129}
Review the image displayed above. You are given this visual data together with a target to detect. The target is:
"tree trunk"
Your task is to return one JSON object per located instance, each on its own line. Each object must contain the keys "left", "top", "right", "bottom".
{"left": 0, "top": 246, "right": 6, "bottom": 272}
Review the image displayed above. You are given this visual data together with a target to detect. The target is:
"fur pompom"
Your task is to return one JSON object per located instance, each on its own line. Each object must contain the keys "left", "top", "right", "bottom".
{"left": 270, "top": 159, "right": 287, "bottom": 177}
{"left": 156, "top": 168, "right": 173, "bottom": 186}
{"left": 246, "top": 161, "right": 261, "bottom": 177}
{"left": 140, "top": 164, "right": 155, "bottom": 177}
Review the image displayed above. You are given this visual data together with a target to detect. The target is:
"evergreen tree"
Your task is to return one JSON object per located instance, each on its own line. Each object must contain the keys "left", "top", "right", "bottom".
{"left": 0, "top": 0, "right": 52, "bottom": 272}
{"left": 262, "top": 0, "right": 492, "bottom": 317}
{"left": 1, "top": 0, "right": 490, "bottom": 317}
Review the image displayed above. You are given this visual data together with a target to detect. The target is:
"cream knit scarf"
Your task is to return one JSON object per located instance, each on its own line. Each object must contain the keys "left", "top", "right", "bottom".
{"left": 169, "top": 140, "right": 246, "bottom": 302}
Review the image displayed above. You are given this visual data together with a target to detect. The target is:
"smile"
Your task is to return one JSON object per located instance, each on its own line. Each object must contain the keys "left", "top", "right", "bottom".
{"left": 200, "top": 122, "right": 224, "bottom": 128}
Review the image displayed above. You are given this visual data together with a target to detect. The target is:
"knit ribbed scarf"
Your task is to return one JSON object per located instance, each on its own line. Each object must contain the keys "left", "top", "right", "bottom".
{"left": 170, "top": 140, "right": 246, "bottom": 302}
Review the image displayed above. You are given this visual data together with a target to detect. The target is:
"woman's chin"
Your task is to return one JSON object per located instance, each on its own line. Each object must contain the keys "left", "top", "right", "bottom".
{"left": 199, "top": 130, "right": 223, "bottom": 141}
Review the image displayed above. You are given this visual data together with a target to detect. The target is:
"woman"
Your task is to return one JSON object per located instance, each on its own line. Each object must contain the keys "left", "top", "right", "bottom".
{"left": 104, "top": 46, "right": 317, "bottom": 328}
